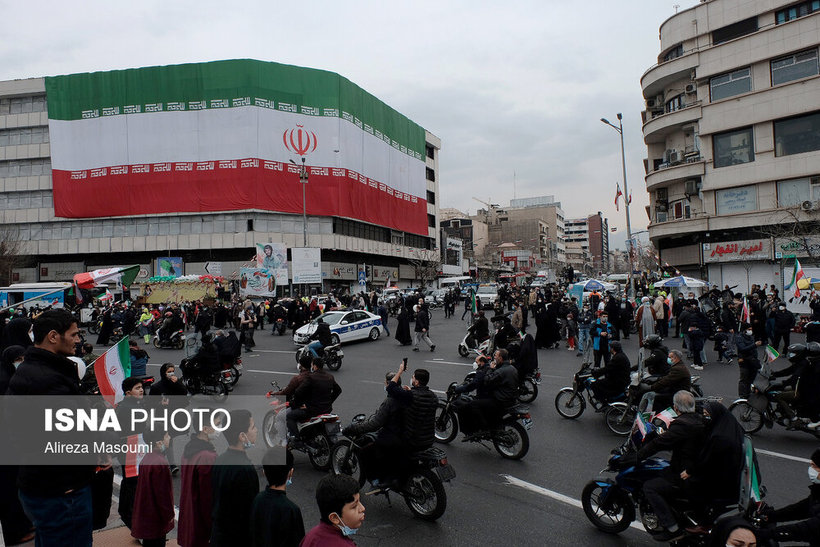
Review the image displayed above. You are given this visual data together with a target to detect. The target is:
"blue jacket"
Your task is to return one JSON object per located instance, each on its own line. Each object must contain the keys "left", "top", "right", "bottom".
{"left": 591, "top": 320, "right": 615, "bottom": 351}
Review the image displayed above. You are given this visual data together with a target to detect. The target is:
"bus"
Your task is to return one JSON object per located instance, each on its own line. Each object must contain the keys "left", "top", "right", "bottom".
{"left": 0, "top": 282, "right": 73, "bottom": 311}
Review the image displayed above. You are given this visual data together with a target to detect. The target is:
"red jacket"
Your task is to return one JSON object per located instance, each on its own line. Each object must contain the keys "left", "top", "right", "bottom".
{"left": 131, "top": 451, "right": 174, "bottom": 540}
{"left": 300, "top": 521, "right": 356, "bottom": 546}
{"left": 178, "top": 437, "right": 217, "bottom": 547}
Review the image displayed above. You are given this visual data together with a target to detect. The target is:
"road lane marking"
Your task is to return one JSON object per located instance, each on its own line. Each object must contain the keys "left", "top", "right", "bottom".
{"left": 424, "top": 359, "right": 473, "bottom": 366}
{"left": 501, "top": 474, "right": 643, "bottom": 531}
{"left": 756, "top": 448, "right": 811, "bottom": 463}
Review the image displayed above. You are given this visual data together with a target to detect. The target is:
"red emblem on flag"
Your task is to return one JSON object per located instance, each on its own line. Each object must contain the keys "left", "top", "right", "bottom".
{"left": 283, "top": 125, "right": 318, "bottom": 156}
{"left": 109, "top": 366, "right": 118, "bottom": 376}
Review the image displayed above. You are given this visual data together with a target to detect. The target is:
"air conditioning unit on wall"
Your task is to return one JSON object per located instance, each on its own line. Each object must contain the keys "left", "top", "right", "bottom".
{"left": 685, "top": 83, "right": 697, "bottom": 94}
{"left": 801, "top": 200, "right": 816, "bottom": 212}
{"left": 684, "top": 179, "right": 699, "bottom": 196}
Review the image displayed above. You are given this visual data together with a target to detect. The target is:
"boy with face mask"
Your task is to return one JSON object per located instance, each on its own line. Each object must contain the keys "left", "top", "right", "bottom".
{"left": 757, "top": 448, "right": 820, "bottom": 546}
{"left": 302, "top": 474, "right": 365, "bottom": 546}
{"left": 735, "top": 322, "right": 762, "bottom": 399}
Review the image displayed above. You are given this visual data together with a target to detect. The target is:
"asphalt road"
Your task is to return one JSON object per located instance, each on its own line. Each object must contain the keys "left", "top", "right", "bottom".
{"left": 100, "top": 309, "right": 817, "bottom": 546}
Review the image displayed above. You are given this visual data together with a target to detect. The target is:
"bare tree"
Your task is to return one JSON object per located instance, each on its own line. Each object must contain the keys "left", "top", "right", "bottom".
{"left": 758, "top": 207, "right": 820, "bottom": 261}
{"left": 0, "top": 225, "right": 25, "bottom": 286}
{"left": 408, "top": 249, "right": 442, "bottom": 290}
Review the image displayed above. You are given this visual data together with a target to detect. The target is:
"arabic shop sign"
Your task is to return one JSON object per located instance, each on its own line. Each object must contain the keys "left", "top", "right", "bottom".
{"left": 702, "top": 239, "right": 771, "bottom": 263}
{"left": 774, "top": 236, "right": 820, "bottom": 259}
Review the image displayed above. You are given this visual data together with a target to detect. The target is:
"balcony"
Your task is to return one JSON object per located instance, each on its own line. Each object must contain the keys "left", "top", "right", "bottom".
{"left": 645, "top": 157, "right": 705, "bottom": 190}
{"left": 648, "top": 215, "right": 709, "bottom": 241}
{"left": 641, "top": 51, "right": 699, "bottom": 99}
{"left": 643, "top": 103, "right": 702, "bottom": 144}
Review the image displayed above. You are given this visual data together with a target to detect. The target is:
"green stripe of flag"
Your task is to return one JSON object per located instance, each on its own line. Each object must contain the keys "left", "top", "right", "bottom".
{"left": 44, "top": 59, "right": 426, "bottom": 157}
{"left": 116, "top": 336, "right": 132, "bottom": 377}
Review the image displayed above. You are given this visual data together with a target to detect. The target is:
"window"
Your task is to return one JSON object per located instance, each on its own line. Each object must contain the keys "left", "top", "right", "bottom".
{"left": 427, "top": 214, "right": 436, "bottom": 228}
{"left": 666, "top": 94, "right": 685, "bottom": 113}
{"left": 713, "top": 127, "right": 754, "bottom": 167}
{"left": 670, "top": 199, "right": 691, "bottom": 219}
{"left": 662, "top": 44, "right": 684, "bottom": 63}
{"left": 710, "top": 68, "right": 751, "bottom": 101}
{"left": 712, "top": 17, "right": 758, "bottom": 44}
{"left": 426, "top": 190, "right": 436, "bottom": 205}
{"left": 775, "top": 111, "right": 820, "bottom": 156}
{"left": 247, "top": 219, "right": 254, "bottom": 232}
{"left": 776, "top": 177, "right": 820, "bottom": 206}
{"left": 425, "top": 144, "right": 435, "bottom": 159}
{"left": 426, "top": 167, "right": 435, "bottom": 182}
{"left": 776, "top": 0, "right": 820, "bottom": 23}
{"left": 772, "top": 49, "right": 820, "bottom": 85}
{"left": 716, "top": 185, "right": 758, "bottom": 214}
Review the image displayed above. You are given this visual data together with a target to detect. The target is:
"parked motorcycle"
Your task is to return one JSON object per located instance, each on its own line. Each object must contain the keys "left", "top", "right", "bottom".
{"left": 262, "top": 381, "right": 342, "bottom": 470}
{"left": 294, "top": 343, "right": 343, "bottom": 371}
{"left": 554, "top": 364, "right": 627, "bottom": 425}
{"left": 433, "top": 382, "right": 531, "bottom": 460}
{"left": 330, "top": 414, "right": 455, "bottom": 521}
{"left": 152, "top": 328, "right": 185, "bottom": 350}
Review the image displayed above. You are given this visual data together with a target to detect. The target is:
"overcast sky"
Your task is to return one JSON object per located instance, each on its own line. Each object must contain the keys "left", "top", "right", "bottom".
{"left": 2, "top": 0, "right": 700, "bottom": 250}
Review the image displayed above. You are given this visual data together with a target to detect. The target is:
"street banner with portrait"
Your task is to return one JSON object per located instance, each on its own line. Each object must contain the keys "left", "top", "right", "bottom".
{"left": 292, "top": 248, "right": 322, "bottom": 284}
{"left": 239, "top": 267, "right": 276, "bottom": 297}
{"left": 255, "top": 242, "right": 288, "bottom": 286}
{"left": 156, "top": 257, "right": 183, "bottom": 277}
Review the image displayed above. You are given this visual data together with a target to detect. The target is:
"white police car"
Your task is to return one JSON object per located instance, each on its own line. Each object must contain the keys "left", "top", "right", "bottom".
{"left": 293, "top": 310, "right": 384, "bottom": 346}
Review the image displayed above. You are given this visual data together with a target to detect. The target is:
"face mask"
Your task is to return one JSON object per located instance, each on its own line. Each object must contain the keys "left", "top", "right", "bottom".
{"left": 745, "top": 330, "right": 753, "bottom": 336}
{"left": 207, "top": 431, "right": 220, "bottom": 442}
{"left": 13, "top": 360, "right": 23, "bottom": 370}
{"left": 286, "top": 477, "right": 293, "bottom": 486}
{"left": 667, "top": 357, "right": 674, "bottom": 365}
{"left": 331, "top": 514, "right": 358, "bottom": 537}
{"left": 29, "top": 331, "right": 34, "bottom": 342}
{"left": 472, "top": 362, "right": 479, "bottom": 370}
{"left": 243, "top": 439, "right": 255, "bottom": 449}
{"left": 809, "top": 466, "right": 820, "bottom": 484}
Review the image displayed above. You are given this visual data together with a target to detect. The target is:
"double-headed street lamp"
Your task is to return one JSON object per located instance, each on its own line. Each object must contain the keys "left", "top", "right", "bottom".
{"left": 600, "top": 113, "right": 636, "bottom": 300}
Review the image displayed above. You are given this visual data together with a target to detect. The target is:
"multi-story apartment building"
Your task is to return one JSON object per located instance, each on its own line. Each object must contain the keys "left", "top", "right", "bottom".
{"left": 643, "top": 0, "right": 820, "bottom": 290}
{"left": 565, "top": 212, "right": 610, "bottom": 273}
{"left": 0, "top": 60, "right": 441, "bottom": 291}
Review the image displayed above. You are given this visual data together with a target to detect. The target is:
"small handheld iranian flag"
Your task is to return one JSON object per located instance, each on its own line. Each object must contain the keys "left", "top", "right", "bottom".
{"left": 785, "top": 259, "right": 806, "bottom": 298}
{"left": 739, "top": 437, "right": 763, "bottom": 510}
{"left": 92, "top": 337, "right": 131, "bottom": 406}
{"left": 764, "top": 345, "right": 780, "bottom": 362}
{"left": 124, "top": 434, "right": 150, "bottom": 478}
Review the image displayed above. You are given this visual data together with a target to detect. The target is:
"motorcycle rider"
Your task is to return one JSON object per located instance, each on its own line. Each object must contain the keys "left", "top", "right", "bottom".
{"left": 452, "top": 355, "right": 492, "bottom": 434}
{"left": 770, "top": 342, "right": 820, "bottom": 428}
{"left": 636, "top": 390, "right": 706, "bottom": 542}
{"left": 289, "top": 356, "right": 343, "bottom": 440}
{"left": 306, "top": 318, "right": 332, "bottom": 359}
{"left": 589, "top": 340, "right": 630, "bottom": 403}
{"left": 157, "top": 311, "right": 175, "bottom": 344}
{"left": 342, "top": 371, "right": 405, "bottom": 484}
{"left": 181, "top": 332, "right": 221, "bottom": 391}
{"left": 273, "top": 353, "right": 313, "bottom": 401}
{"left": 757, "top": 448, "right": 820, "bottom": 546}
{"left": 491, "top": 315, "right": 518, "bottom": 352}
{"left": 472, "top": 310, "right": 490, "bottom": 344}
{"left": 648, "top": 350, "right": 692, "bottom": 411}
{"left": 735, "top": 322, "right": 762, "bottom": 399}
{"left": 271, "top": 301, "right": 288, "bottom": 334}
{"left": 469, "top": 348, "right": 519, "bottom": 436}
{"left": 639, "top": 334, "right": 671, "bottom": 377}
{"left": 386, "top": 362, "right": 438, "bottom": 451}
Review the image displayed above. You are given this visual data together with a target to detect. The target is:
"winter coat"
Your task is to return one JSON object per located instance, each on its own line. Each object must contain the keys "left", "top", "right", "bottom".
{"left": 638, "top": 412, "right": 706, "bottom": 474}
{"left": 651, "top": 362, "right": 692, "bottom": 395}
{"left": 344, "top": 395, "right": 404, "bottom": 442}
{"left": 293, "top": 370, "right": 342, "bottom": 416}
{"left": 484, "top": 362, "right": 519, "bottom": 406}
{"left": 386, "top": 382, "right": 438, "bottom": 450}
{"left": 592, "top": 351, "right": 631, "bottom": 393}
{"left": 210, "top": 449, "right": 259, "bottom": 547}
{"left": 591, "top": 320, "right": 615, "bottom": 352}
{"left": 131, "top": 451, "right": 174, "bottom": 540}
{"left": 178, "top": 436, "right": 217, "bottom": 547}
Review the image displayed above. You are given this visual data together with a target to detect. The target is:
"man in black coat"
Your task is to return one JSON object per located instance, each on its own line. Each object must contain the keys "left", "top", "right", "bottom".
{"left": 344, "top": 371, "right": 406, "bottom": 482}
{"left": 8, "top": 309, "right": 97, "bottom": 547}
{"left": 772, "top": 303, "right": 796, "bottom": 353}
{"left": 590, "top": 340, "right": 630, "bottom": 403}
{"left": 288, "top": 358, "right": 342, "bottom": 438}
{"left": 758, "top": 448, "right": 820, "bottom": 546}
{"left": 637, "top": 391, "right": 706, "bottom": 541}
{"left": 386, "top": 363, "right": 438, "bottom": 451}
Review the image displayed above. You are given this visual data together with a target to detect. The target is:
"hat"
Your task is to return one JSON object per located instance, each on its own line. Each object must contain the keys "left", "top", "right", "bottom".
{"left": 812, "top": 448, "right": 820, "bottom": 467}
{"left": 641, "top": 296, "right": 650, "bottom": 303}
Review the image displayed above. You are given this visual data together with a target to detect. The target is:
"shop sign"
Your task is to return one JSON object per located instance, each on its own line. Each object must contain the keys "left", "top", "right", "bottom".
{"left": 702, "top": 239, "right": 771, "bottom": 263}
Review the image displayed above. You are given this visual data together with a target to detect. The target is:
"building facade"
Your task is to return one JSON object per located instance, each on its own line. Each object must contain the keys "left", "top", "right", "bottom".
{"left": 0, "top": 60, "right": 441, "bottom": 291}
{"left": 642, "top": 0, "right": 820, "bottom": 291}
{"left": 565, "top": 212, "right": 610, "bottom": 274}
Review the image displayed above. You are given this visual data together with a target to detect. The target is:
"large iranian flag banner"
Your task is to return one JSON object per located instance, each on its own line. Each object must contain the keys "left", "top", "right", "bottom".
{"left": 45, "top": 60, "right": 429, "bottom": 235}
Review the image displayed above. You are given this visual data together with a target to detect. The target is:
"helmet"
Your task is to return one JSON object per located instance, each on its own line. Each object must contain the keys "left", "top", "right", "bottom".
{"left": 787, "top": 343, "right": 807, "bottom": 361}
{"left": 609, "top": 341, "right": 622, "bottom": 353}
{"left": 807, "top": 342, "right": 820, "bottom": 359}
{"left": 643, "top": 334, "right": 662, "bottom": 349}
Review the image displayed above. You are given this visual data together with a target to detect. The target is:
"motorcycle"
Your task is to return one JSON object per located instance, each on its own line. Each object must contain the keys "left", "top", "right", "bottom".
{"left": 604, "top": 375, "right": 708, "bottom": 437}
{"left": 581, "top": 420, "right": 754, "bottom": 544}
{"left": 152, "top": 328, "right": 185, "bottom": 350}
{"left": 294, "top": 343, "right": 343, "bottom": 371}
{"left": 554, "top": 364, "right": 627, "bottom": 427}
{"left": 273, "top": 317, "right": 288, "bottom": 335}
{"left": 462, "top": 367, "right": 539, "bottom": 404}
{"left": 179, "top": 358, "right": 229, "bottom": 400}
{"left": 457, "top": 324, "right": 490, "bottom": 358}
{"left": 433, "top": 382, "right": 532, "bottom": 460}
{"left": 330, "top": 414, "right": 455, "bottom": 521}
{"left": 262, "top": 381, "right": 342, "bottom": 470}
{"left": 729, "top": 364, "right": 820, "bottom": 439}
{"left": 221, "top": 356, "right": 242, "bottom": 388}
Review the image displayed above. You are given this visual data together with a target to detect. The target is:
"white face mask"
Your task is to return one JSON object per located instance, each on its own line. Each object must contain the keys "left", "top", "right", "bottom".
{"left": 472, "top": 362, "right": 479, "bottom": 370}
{"left": 13, "top": 359, "right": 24, "bottom": 370}
{"left": 28, "top": 331, "right": 34, "bottom": 342}
{"left": 809, "top": 466, "right": 820, "bottom": 484}
{"left": 745, "top": 330, "right": 753, "bottom": 336}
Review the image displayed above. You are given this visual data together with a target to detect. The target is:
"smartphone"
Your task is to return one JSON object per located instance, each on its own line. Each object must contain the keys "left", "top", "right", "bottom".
{"left": 402, "top": 357, "right": 408, "bottom": 371}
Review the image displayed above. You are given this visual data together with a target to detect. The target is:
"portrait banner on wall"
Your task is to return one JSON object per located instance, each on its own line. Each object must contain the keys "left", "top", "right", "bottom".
{"left": 255, "top": 242, "right": 288, "bottom": 286}
{"left": 239, "top": 267, "right": 276, "bottom": 297}
{"left": 156, "top": 257, "right": 183, "bottom": 277}
{"left": 292, "top": 248, "right": 322, "bottom": 284}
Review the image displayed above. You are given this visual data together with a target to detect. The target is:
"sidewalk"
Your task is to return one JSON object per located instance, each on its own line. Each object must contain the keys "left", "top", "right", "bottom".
{"left": 12, "top": 525, "right": 180, "bottom": 546}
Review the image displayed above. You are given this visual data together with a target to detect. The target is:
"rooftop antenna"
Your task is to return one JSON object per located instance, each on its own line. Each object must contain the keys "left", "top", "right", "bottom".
{"left": 513, "top": 171, "right": 517, "bottom": 200}
{"left": 673, "top": 4, "right": 680, "bottom": 13}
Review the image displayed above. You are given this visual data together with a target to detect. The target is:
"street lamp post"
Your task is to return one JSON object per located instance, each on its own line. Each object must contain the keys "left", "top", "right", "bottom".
{"left": 289, "top": 157, "right": 309, "bottom": 247}
{"left": 601, "top": 113, "right": 636, "bottom": 300}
